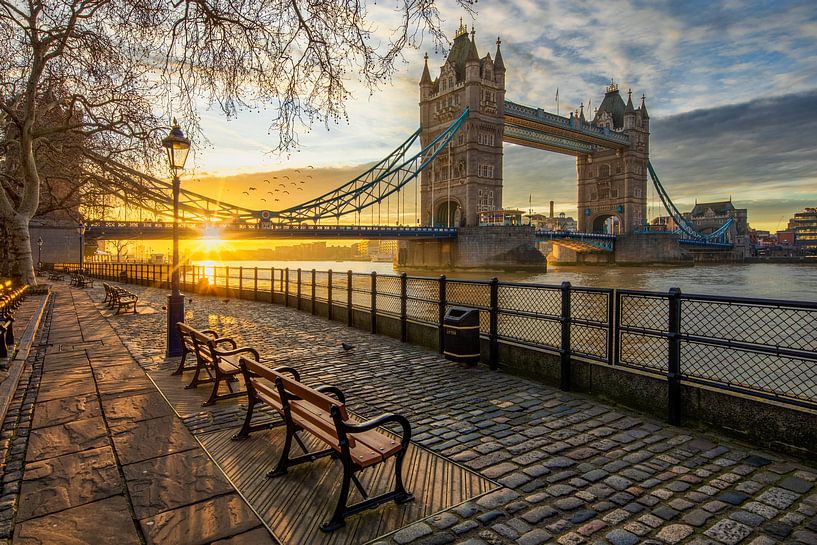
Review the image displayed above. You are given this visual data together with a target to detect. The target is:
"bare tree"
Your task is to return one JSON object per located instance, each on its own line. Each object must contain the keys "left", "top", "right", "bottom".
{"left": 108, "top": 239, "right": 130, "bottom": 262}
{"left": 0, "top": 0, "right": 472, "bottom": 284}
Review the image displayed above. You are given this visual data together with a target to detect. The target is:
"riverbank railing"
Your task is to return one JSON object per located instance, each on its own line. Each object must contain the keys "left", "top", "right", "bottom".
{"left": 58, "top": 262, "right": 817, "bottom": 418}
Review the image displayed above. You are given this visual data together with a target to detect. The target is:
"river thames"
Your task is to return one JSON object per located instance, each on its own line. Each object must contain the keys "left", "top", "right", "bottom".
{"left": 194, "top": 260, "right": 817, "bottom": 302}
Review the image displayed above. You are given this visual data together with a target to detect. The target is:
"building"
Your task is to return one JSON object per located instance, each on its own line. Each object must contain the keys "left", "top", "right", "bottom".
{"left": 684, "top": 200, "right": 749, "bottom": 238}
{"left": 419, "top": 22, "right": 505, "bottom": 226}
{"left": 479, "top": 209, "right": 524, "bottom": 226}
{"left": 788, "top": 207, "right": 817, "bottom": 253}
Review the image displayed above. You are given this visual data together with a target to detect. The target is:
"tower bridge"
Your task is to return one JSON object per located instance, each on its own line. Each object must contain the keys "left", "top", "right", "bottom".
{"left": 36, "top": 23, "right": 740, "bottom": 268}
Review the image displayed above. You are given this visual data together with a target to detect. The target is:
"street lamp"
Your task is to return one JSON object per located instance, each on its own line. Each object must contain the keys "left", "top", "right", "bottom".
{"left": 36, "top": 237, "right": 43, "bottom": 270}
{"left": 162, "top": 118, "right": 191, "bottom": 357}
{"left": 77, "top": 223, "right": 86, "bottom": 272}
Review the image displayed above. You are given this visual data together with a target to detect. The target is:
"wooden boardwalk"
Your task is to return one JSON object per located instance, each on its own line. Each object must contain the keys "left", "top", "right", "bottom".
{"left": 145, "top": 366, "right": 498, "bottom": 545}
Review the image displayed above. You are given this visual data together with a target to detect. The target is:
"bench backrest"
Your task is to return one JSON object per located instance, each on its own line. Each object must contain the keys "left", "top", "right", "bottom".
{"left": 241, "top": 357, "right": 353, "bottom": 448}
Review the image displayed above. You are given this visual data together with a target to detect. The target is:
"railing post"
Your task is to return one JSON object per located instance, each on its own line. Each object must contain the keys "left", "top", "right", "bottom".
{"left": 370, "top": 271, "right": 377, "bottom": 334}
{"left": 311, "top": 269, "right": 316, "bottom": 315}
{"left": 284, "top": 268, "right": 289, "bottom": 307}
{"left": 667, "top": 287, "right": 682, "bottom": 426}
{"left": 327, "top": 270, "right": 334, "bottom": 320}
{"left": 400, "top": 272, "right": 407, "bottom": 342}
{"left": 297, "top": 268, "right": 302, "bottom": 310}
{"left": 239, "top": 266, "right": 243, "bottom": 299}
{"left": 254, "top": 267, "right": 258, "bottom": 301}
{"left": 612, "top": 290, "right": 621, "bottom": 366}
{"left": 270, "top": 267, "right": 275, "bottom": 303}
{"left": 489, "top": 277, "right": 499, "bottom": 370}
{"left": 347, "top": 270, "right": 353, "bottom": 326}
{"left": 438, "top": 275, "right": 447, "bottom": 354}
{"left": 225, "top": 265, "right": 230, "bottom": 296}
{"left": 560, "top": 281, "right": 572, "bottom": 391}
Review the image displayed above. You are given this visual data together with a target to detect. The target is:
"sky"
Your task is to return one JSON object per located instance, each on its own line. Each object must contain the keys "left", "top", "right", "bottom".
{"left": 181, "top": 0, "right": 817, "bottom": 232}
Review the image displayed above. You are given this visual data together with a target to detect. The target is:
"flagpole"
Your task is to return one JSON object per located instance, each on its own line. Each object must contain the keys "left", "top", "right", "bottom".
{"left": 556, "top": 87, "right": 559, "bottom": 116}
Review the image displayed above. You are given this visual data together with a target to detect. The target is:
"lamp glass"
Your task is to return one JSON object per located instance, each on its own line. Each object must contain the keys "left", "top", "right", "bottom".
{"left": 162, "top": 121, "right": 191, "bottom": 171}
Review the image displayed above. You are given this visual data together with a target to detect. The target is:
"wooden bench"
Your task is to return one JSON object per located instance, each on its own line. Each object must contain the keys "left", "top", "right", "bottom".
{"left": 183, "top": 324, "right": 259, "bottom": 406}
{"left": 48, "top": 271, "right": 64, "bottom": 281}
{"left": 237, "top": 357, "right": 413, "bottom": 532}
{"left": 102, "top": 283, "right": 138, "bottom": 314}
{"left": 174, "top": 322, "right": 220, "bottom": 376}
{"left": 76, "top": 275, "right": 94, "bottom": 288}
{"left": 0, "top": 286, "right": 27, "bottom": 358}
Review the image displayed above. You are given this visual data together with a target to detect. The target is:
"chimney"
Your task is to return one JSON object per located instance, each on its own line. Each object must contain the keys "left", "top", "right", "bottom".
{"left": 549, "top": 201, "right": 554, "bottom": 218}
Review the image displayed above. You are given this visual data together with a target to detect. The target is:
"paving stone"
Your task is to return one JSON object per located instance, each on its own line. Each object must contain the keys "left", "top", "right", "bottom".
{"left": 17, "top": 446, "right": 121, "bottom": 521}
{"left": 576, "top": 519, "right": 606, "bottom": 536}
{"left": 122, "top": 449, "right": 235, "bottom": 519}
{"left": 452, "top": 502, "right": 479, "bottom": 518}
{"left": 516, "top": 528, "right": 551, "bottom": 545}
{"left": 477, "top": 510, "right": 504, "bottom": 524}
{"left": 570, "top": 509, "right": 597, "bottom": 524}
{"left": 555, "top": 497, "right": 585, "bottom": 510}
{"left": 605, "top": 528, "right": 639, "bottom": 545}
{"left": 13, "top": 495, "right": 140, "bottom": 545}
{"left": 745, "top": 536, "right": 776, "bottom": 545}
{"left": 779, "top": 476, "right": 814, "bottom": 494}
{"left": 103, "top": 391, "right": 174, "bottom": 432}
{"left": 491, "top": 522, "right": 518, "bottom": 539}
{"left": 704, "top": 519, "right": 753, "bottom": 545}
{"left": 394, "top": 522, "right": 434, "bottom": 544}
{"left": 476, "top": 488, "right": 519, "bottom": 510}
{"left": 604, "top": 476, "right": 633, "bottom": 491}
{"left": 452, "top": 520, "right": 479, "bottom": 535}
{"left": 792, "top": 530, "right": 817, "bottom": 545}
{"left": 655, "top": 523, "right": 694, "bottom": 544}
{"left": 742, "top": 501, "right": 779, "bottom": 519}
{"left": 762, "top": 520, "right": 792, "bottom": 538}
{"left": 210, "top": 527, "right": 276, "bottom": 545}
{"left": 25, "top": 416, "right": 108, "bottom": 462}
{"left": 31, "top": 394, "right": 101, "bottom": 429}
{"left": 111, "top": 415, "right": 199, "bottom": 465}
{"left": 521, "top": 505, "right": 557, "bottom": 524}
{"left": 684, "top": 508, "right": 713, "bottom": 526}
{"left": 556, "top": 532, "right": 585, "bottom": 545}
{"left": 720, "top": 491, "right": 750, "bottom": 506}
{"left": 728, "top": 510, "right": 764, "bottom": 527}
{"left": 757, "top": 487, "right": 799, "bottom": 509}
{"left": 653, "top": 506, "right": 680, "bottom": 521}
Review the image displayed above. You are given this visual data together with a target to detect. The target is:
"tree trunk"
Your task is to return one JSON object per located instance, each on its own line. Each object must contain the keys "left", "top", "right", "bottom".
{"left": 10, "top": 216, "right": 36, "bottom": 285}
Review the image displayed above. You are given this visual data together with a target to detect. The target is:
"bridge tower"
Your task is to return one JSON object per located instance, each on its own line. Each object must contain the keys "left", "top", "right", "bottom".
{"left": 577, "top": 83, "right": 650, "bottom": 234}
{"left": 419, "top": 23, "right": 505, "bottom": 227}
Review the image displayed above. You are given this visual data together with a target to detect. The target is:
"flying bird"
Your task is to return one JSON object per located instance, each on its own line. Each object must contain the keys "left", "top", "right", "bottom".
{"left": 294, "top": 169, "right": 301, "bottom": 173}
{"left": 274, "top": 198, "right": 280, "bottom": 202}
{"left": 282, "top": 175, "right": 289, "bottom": 179}
{"left": 306, "top": 175, "right": 312, "bottom": 179}
{"left": 263, "top": 179, "right": 271, "bottom": 184}
{"left": 341, "top": 343, "right": 354, "bottom": 351}
{"left": 297, "top": 187, "right": 303, "bottom": 191}
{"left": 248, "top": 187, "right": 256, "bottom": 191}
{"left": 278, "top": 183, "right": 286, "bottom": 187}
{"left": 242, "top": 191, "right": 249, "bottom": 196}
{"left": 307, "top": 165, "right": 314, "bottom": 169}
{"left": 261, "top": 198, "right": 267, "bottom": 202}
{"left": 283, "top": 190, "right": 290, "bottom": 194}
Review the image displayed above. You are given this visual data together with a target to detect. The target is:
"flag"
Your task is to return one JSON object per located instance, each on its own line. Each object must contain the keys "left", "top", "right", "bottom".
{"left": 555, "top": 88, "right": 559, "bottom": 102}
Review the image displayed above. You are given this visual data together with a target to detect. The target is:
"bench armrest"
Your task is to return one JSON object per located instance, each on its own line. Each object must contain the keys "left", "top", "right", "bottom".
{"left": 315, "top": 385, "right": 346, "bottom": 403}
{"left": 213, "top": 337, "right": 238, "bottom": 349}
{"left": 215, "top": 346, "right": 260, "bottom": 360}
{"left": 342, "top": 413, "right": 411, "bottom": 446}
{"left": 201, "top": 329, "right": 219, "bottom": 337}
{"left": 272, "top": 366, "right": 300, "bottom": 381}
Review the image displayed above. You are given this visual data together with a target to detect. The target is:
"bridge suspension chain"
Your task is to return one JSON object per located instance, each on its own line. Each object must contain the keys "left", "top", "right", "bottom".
{"left": 647, "top": 161, "right": 733, "bottom": 243}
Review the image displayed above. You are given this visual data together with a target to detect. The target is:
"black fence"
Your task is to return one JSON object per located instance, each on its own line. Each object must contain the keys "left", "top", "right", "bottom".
{"left": 64, "top": 262, "right": 817, "bottom": 417}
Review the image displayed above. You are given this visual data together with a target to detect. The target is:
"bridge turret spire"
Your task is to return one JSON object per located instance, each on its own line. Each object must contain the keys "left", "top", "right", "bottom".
{"left": 420, "top": 53, "right": 432, "bottom": 86}
{"left": 494, "top": 37, "right": 505, "bottom": 72}
{"left": 639, "top": 94, "right": 649, "bottom": 119}
{"left": 624, "top": 89, "right": 636, "bottom": 129}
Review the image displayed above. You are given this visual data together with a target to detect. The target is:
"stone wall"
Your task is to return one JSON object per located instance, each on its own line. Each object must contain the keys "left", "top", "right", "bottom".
{"left": 614, "top": 232, "right": 693, "bottom": 264}
{"left": 29, "top": 227, "right": 83, "bottom": 265}
{"left": 399, "top": 226, "right": 547, "bottom": 271}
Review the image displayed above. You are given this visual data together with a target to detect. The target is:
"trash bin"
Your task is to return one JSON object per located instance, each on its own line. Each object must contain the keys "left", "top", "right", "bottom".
{"left": 443, "top": 306, "right": 480, "bottom": 365}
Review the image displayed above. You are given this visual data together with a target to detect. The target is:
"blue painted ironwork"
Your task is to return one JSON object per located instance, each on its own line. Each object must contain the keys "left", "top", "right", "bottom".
{"left": 647, "top": 161, "right": 733, "bottom": 245}
{"left": 83, "top": 220, "right": 457, "bottom": 240}
{"left": 504, "top": 100, "right": 631, "bottom": 148}
{"left": 272, "top": 108, "right": 468, "bottom": 224}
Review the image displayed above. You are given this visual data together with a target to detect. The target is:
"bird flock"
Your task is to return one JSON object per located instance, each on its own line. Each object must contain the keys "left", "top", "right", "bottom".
{"left": 240, "top": 166, "right": 314, "bottom": 205}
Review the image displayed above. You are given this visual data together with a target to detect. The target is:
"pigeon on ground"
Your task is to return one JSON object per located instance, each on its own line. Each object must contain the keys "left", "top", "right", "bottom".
{"left": 341, "top": 343, "right": 354, "bottom": 351}
{"left": 223, "top": 299, "right": 230, "bottom": 303}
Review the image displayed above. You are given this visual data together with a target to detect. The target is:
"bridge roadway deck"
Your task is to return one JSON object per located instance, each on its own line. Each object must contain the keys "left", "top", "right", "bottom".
{"left": 11, "top": 281, "right": 817, "bottom": 545}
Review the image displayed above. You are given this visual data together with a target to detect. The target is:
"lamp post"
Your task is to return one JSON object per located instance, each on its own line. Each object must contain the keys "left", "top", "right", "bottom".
{"left": 162, "top": 118, "right": 191, "bottom": 357}
{"left": 77, "top": 223, "right": 86, "bottom": 272}
{"left": 36, "top": 237, "right": 43, "bottom": 270}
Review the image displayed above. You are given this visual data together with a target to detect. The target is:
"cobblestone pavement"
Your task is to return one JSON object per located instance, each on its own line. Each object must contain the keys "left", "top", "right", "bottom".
{"left": 6, "top": 285, "right": 274, "bottom": 545}
{"left": 91, "top": 283, "right": 817, "bottom": 545}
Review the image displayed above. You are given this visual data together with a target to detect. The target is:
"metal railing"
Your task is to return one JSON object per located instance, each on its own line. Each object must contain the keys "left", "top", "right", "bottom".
{"left": 62, "top": 262, "right": 817, "bottom": 417}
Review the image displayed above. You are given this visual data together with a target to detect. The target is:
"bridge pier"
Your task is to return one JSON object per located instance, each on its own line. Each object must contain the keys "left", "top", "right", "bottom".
{"left": 398, "top": 226, "right": 547, "bottom": 271}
